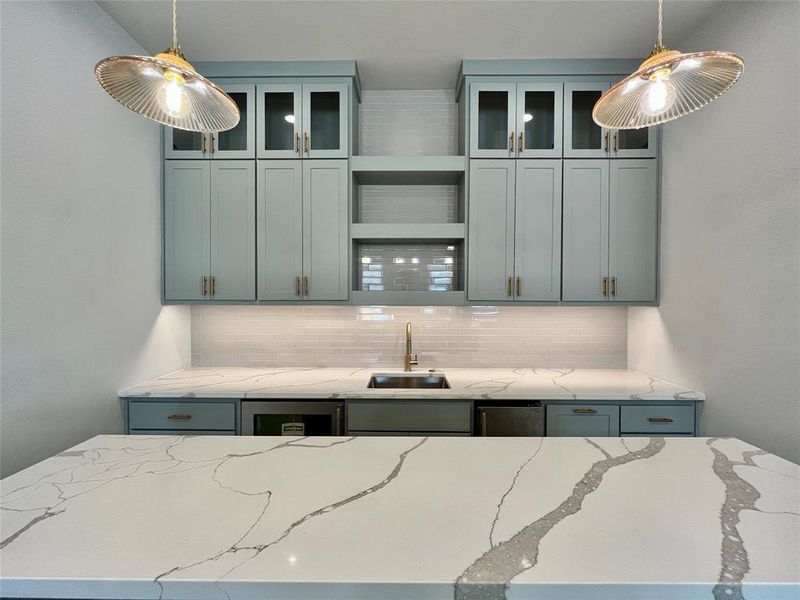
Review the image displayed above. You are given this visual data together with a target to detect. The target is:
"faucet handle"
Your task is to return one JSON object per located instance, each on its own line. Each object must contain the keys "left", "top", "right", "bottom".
{"left": 410, "top": 354, "right": 419, "bottom": 366}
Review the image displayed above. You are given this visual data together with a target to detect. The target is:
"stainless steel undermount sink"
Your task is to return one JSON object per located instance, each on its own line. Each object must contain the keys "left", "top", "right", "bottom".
{"left": 367, "top": 373, "right": 451, "bottom": 389}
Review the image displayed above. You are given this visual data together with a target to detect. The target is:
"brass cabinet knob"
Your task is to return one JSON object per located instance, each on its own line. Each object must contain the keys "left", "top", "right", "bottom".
{"left": 610, "top": 276, "right": 617, "bottom": 297}
{"left": 647, "top": 417, "right": 674, "bottom": 423}
{"left": 210, "top": 275, "right": 217, "bottom": 297}
{"left": 201, "top": 276, "right": 208, "bottom": 297}
{"left": 572, "top": 408, "right": 597, "bottom": 414}
{"left": 518, "top": 131, "right": 525, "bottom": 153}
{"left": 167, "top": 414, "right": 191, "bottom": 420}
{"left": 507, "top": 276, "right": 513, "bottom": 298}
{"left": 509, "top": 132, "right": 515, "bottom": 153}
{"left": 303, "top": 132, "right": 310, "bottom": 154}
{"left": 303, "top": 276, "right": 309, "bottom": 296}
{"left": 602, "top": 276, "right": 608, "bottom": 297}
{"left": 516, "top": 276, "right": 522, "bottom": 297}
{"left": 294, "top": 276, "right": 301, "bottom": 297}
{"left": 294, "top": 132, "right": 300, "bottom": 154}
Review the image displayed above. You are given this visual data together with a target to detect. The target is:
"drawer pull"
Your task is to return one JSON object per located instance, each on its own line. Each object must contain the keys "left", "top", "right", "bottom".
{"left": 572, "top": 408, "right": 597, "bottom": 414}
{"left": 647, "top": 417, "right": 674, "bottom": 424}
{"left": 167, "top": 414, "right": 192, "bottom": 420}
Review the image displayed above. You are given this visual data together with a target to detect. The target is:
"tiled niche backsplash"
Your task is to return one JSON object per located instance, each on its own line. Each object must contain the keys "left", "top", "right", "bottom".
{"left": 191, "top": 306, "right": 627, "bottom": 368}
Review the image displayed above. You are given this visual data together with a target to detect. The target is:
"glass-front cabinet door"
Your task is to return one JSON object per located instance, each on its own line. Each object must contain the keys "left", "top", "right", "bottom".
{"left": 469, "top": 83, "right": 516, "bottom": 158}
{"left": 515, "top": 83, "right": 563, "bottom": 158}
{"left": 564, "top": 82, "right": 610, "bottom": 158}
{"left": 301, "top": 83, "right": 348, "bottom": 158}
{"left": 610, "top": 127, "right": 658, "bottom": 158}
{"left": 164, "top": 83, "right": 255, "bottom": 159}
{"left": 257, "top": 83, "right": 302, "bottom": 159}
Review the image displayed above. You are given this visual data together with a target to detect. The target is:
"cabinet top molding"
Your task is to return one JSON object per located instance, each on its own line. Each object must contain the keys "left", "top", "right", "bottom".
{"left": 455, "top": 58, "right": 642, "bottom": 98}
{"left": 193, "top": 60, "right": 362, "bottom": 100}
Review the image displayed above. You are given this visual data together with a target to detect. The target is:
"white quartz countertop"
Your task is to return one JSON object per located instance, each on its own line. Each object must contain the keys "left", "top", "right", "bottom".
{"left": 118, "top": 367, "right": 705, "bottom": 401}
{"left": 1, "top": 435, "right": 797, "bottom": 600}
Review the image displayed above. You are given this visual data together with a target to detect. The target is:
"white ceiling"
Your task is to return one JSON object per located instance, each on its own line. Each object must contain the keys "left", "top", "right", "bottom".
{"left": 99, "top": 0, "right": 725, "bottom": 89}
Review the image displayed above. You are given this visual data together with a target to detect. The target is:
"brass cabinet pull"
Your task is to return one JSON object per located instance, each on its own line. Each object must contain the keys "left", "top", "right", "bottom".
{"left": 294, "top": 276, "right": 301, "bottom": 297}
{"left": 294, "top": 132, "right": 300, "bottom": 154}
{"left": 509, "top": 132, "right": 515, "bottom": 153}
{"left": 201, "top": 134, "right": 207, "bottom": 155}
{"left": 201, "top": 276, "right": 208, "bottom": 296}
{"left": 611, "top": 277, "right": 617, "bottom": 297}
{"left": 519, "top": 131, "right": 525, "bottom": 153}
{"left": 572, "top": 408, "right": 597, "bottom": 414}
{"left": 602, "top": 276, "right": 608, "bottom": 297}
{"left": 507, "top": 276, "right": 513, "bottom": 298}
{"left": 647, "top": 417, "right": 674, "bottom": 423}
{"left": 603, "top": 130, "right": 610, "bottom": 152}
{"left": 303, "top": 132, "right": 310, "bottom": 154}
{"left": 613, "top": 131, "right": 619, "bottom": 154}
{"left": 303, "top": 276, "right": 309, "bottom": 296}
{"left": 210, "top": 134, "right": 216, "bottom": 156}
{"left": 516, "top": 276, "right": 521, "bottom": 297}
{"left": 210, "top": 275, "right": 217, "bottom": 297}
{"left": 167, "top": 414, "right": 191, "bottom": 420}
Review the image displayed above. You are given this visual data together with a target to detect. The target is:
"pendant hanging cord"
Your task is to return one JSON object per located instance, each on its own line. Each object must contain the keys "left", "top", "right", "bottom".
{"left": 172, "top": 0, "right": 178, "bottom": 49}
{"left": 657, "top": 0, "right": 663, "bottom": 47}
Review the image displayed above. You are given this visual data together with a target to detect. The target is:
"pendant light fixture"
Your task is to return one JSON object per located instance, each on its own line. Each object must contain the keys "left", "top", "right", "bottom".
{"left": 592, "top": 0, "right": 744, "bottom": 129}
{"left": 95, "top": 0, "right": 239, "bottom": 132}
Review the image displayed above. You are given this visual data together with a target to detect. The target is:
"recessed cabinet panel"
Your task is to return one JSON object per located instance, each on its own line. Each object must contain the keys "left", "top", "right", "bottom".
{"left": 514, "top": 161, "right": 562, "bottom": 301}
{"left": 164, "top": 161, "right": 210, "bottom": 301}
{"left": 303, "top": 160, "right": 349, "bottom": 300}
{"left": 608, "top": 160, "right": 658, "bottom": 302}
{"left": 516, "top": 83, "right": 563, "bottom": 158}
{"left": 209, "top": 162, "right": 256, "bottom": 301}
{"left": 547, "top": 405, "right": 620, "bottom": 436}
{"left": 564, "top": 82, "right": 610, "bottom": 158}
{"left": 257, "top": 84, "right": 302, "bottom": 159}
{"left": 257, "top": 160, "right": 303, "bottom": 300}
{"left": 469, "top": 83, "right": 516, "bottom": 158}
{"left": 302, "top": 84, "right": 348, "bottom": 158}
{"left": 467, "top": 160, "right": 515, "bottom": 301}
{"left": 562, "top": 160, "right": 610, "bottom": 301}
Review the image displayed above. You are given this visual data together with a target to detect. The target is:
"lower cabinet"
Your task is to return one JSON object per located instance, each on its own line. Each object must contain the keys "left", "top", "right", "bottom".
{"left": 546, "top": 404, "right": 620, "bottom": 436}
{"left": 126, "top": 399, "right": 239, "bottom": 434}
{"left": 347, "top": 400, "right": 472, "bottom": 435}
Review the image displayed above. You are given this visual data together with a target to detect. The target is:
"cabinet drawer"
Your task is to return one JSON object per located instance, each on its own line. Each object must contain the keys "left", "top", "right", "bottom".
{"left": 130, "top": 429, "right": 235, "bottom": 436}
{"left": 129, "top": 401, "right": 236, "bottom": 431}
{"left": 347, "top": 401, "right": 472, "bottom": 433}
{"left": 620, "top": 405, "right": 695, "bottom": 434}
{"left": 546, "top": 405, "right": 620, "bottom": 437}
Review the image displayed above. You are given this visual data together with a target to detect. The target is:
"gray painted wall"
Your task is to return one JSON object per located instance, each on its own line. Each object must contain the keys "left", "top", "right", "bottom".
{"left": 628, "top": 1, "right": 800, "bottom": 462}
{"left": 0, "top": 1, "right": 191, "bottom": 477}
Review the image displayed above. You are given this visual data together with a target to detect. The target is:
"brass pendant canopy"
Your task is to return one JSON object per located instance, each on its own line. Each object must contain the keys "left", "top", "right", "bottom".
{"left": 94, "top": 1, "right": 239, "bottom": 132}
{"left": 593, "top": 0, "right": 744, "bottom": 130}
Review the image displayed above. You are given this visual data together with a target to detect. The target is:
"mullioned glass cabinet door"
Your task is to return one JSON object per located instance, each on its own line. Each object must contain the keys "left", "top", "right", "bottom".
{"left": 257, "top": 83, "right": 303, "bottom": 159}
{"left": 515, "top": 83, "right": 563, "bottom": 159}
{"left": 164, "top": 83, "right": 255, "bottom": 159}
{"left": 469, "top": 83, "right": 516, "bottom": 158}
{"left": 564, "top": 82, "right": 610, "bottom": 158}
{"left": 301, "top": 84, "right": 349, "bottom": 159}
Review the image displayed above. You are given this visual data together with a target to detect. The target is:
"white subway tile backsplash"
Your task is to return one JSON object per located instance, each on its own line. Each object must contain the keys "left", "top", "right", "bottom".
{"left": 191, "top": 306, "right": 627, "bottom": 369}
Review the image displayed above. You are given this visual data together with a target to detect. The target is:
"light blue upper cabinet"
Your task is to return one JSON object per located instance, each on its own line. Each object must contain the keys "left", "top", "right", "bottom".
{"left": 209, "top": 162, "right": 256, "bottom": 301}
{"left": 302, "top": 160, "right": 349, "bottom": 300}
{"left": 257, "top": 83, "right": 303, "bottom": 159}
{"left": 469, "top": 83, "right": 516, "bottom": 158}
{"left": 562, "top": 160, "right": 610, "bottom": 302}
{"left": 257, "top": 83, "right": 348, "bottom": 159}
{"left": 164, "top": 161, "right": 210, "bottom": 301}
{"left": 564, "top": 82, "right": 610, "bottom": 158}
{"left": 611, "top": 127, "right": 658, "bottom": 158}
{"left": 514, "top": 160, "right": 562, "bottom": 300}
{"left": 608, "top": 160, "right": 658, "bottom": 302}
{"left": 467, "top": 160, "right": 516, "bottom": 301}
{"left": 257, "top": 160, "right": 304, "bottom": 300}
{"left": 164, "top": 83, "right": 255, "bottom": 159}
{"left": 515, "top": 83, "right": 563, "bottom": 159}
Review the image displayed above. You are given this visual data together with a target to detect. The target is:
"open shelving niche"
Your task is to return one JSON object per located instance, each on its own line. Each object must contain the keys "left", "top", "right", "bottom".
{"left": 351, "top": 90, "right": 466, "bottom": 306}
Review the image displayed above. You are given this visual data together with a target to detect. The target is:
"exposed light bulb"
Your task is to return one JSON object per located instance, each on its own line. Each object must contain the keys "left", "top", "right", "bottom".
{"left": 640, "top": 69, "right": 677, "bottom": 117}
{"left": 284, "top": 114, "right": 296, "bottom": 124}
{"left": 157, "top": 69, "right": 189, "bottom": 118}
{"left": 523, "top": 113, "right": 533, "bottom": 123}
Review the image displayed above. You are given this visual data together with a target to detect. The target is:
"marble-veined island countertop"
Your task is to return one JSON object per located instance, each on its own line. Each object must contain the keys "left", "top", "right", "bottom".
{"left": 1, "top": 435, "right": 797, "bottom": 599}
{"left": 118, "top": 367, "right": 705, "bottom": 401}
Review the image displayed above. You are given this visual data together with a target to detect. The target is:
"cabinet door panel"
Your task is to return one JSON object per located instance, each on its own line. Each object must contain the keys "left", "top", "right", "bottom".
{"left": 164, "top": 129, "right": 207, "bottom": 159}
{"left": 213, "top": 84, "right": 255, "bottom": 159}
{"left": 302, "top": 84, "right": 348, "bottom": 159}
{"left": 257, "top": 160, "right": 303, "bottom": 300}
{"left": 609, "top": 160, "right": 658, "bottom": 302}
{"left": 562, "top": 160, "right": 609, "bottom": 301}
{"left": 257, "top": 84, "right": 302, "bottom": 159}
{"left": 514, "top": 160, "right": 562, "bottom": 301}
{"left": 164, "top": 161, "right": 210, "bottom": 301}
{"left": 467, "top": 160, "right": 516, "bottom": 301}
{"left": 612, "top": 127, "right": 658, "bottom": 159}
{"left": 516, "top": 83, "right": 563, "bottom": 158}
{"left": 469, "top": 83, "right": 516, "bottom": 158}
{"left": 564, "top": 82, "right": 610, "bottom": 158}
{"left": 210, "top": 162, "right": 255, "bottom": 301}
{"left": 303, "top": 160, "right": 349, "bottom": 300}
{"left": 546, "top": 405, "right": 620, "bottom": 437}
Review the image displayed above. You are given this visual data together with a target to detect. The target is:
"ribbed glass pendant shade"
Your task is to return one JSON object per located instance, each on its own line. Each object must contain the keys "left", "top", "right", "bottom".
{"left": 95, "top": 49, "right": 239, "bottom": 132}
{"left": 593, "top": 49, "right": 745, "bottom": 129}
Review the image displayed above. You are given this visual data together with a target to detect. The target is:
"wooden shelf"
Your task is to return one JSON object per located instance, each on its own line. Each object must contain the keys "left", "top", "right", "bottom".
{"left": 351, "top": 223, "right": 465, "bottom": 241}
{"left": 351, "top": 291, "right": 466, "bottom": 306}
{"left": 351, "top": 156, "right": 466, "bottom": 185}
